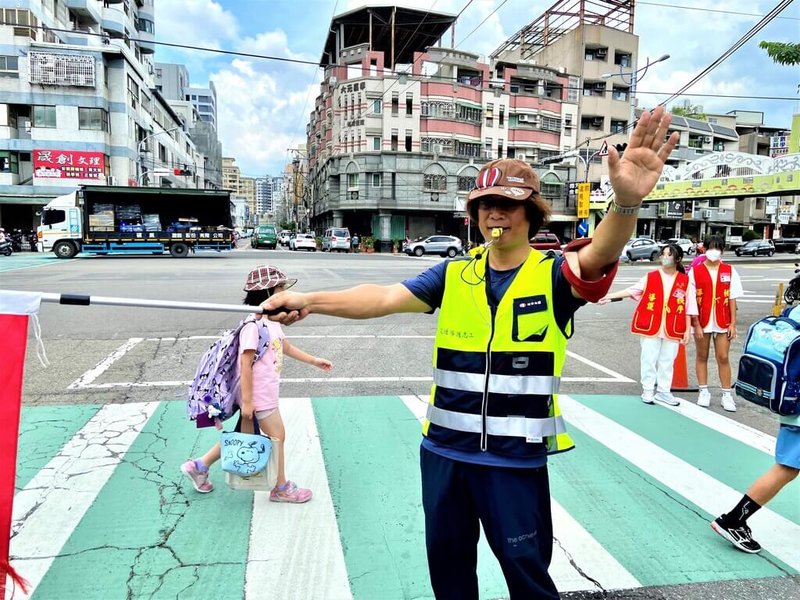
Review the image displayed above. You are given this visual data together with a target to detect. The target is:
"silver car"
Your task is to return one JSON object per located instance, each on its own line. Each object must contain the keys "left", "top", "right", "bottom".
{"left": 622, "top": 237, "right": 661, "bottom": 262}
{"left": 404, "top": 235, "right": 463, "bottom": 258}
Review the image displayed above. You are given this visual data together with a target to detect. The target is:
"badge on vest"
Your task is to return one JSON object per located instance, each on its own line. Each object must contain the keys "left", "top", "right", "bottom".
{"left": 720, "top": 274, "right": 731, "bottom": 283}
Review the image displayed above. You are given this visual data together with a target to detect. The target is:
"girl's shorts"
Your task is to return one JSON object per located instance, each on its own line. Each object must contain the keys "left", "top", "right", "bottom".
{"left": 775, "top": 425, "right": 800, "bottom": 469}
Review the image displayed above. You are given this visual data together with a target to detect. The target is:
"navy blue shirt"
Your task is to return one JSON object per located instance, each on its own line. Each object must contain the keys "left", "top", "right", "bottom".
{"left": 402, "top": 255, "right": 585, "bottom": 468}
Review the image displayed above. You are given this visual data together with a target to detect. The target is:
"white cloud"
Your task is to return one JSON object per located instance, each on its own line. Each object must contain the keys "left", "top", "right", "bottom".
{"left": 155, "top": 0, "right": 238, "bottom": 48}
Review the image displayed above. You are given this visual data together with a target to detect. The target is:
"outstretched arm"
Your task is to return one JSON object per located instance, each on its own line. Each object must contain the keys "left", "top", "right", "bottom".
{"left": 263, "top": 283, "right": 432, "bottom": 324}
{"left": 283, "top": 339, "right": 332, "bottom": 371}
{"left": 573, "top": 106, "right": 679, "bottom": 284}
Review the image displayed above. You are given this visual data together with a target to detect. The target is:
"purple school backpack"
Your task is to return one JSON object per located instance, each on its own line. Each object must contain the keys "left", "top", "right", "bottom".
{"left": 187, "top": 317, "right": 271, "bottom": 428}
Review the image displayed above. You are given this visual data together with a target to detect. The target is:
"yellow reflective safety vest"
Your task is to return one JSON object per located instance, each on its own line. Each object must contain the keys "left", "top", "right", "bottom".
{"left": 423, "top": 250, "right": 575, "bottom": 457}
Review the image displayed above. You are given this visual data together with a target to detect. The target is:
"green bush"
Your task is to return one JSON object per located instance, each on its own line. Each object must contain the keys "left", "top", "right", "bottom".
{"left": 742, "top": 229, "right": 760, "bottom": 241}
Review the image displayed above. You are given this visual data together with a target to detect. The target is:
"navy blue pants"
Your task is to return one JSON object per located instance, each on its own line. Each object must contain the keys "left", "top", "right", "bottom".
{"left": 420, "top": 446, "right": 558, "bottom": 600}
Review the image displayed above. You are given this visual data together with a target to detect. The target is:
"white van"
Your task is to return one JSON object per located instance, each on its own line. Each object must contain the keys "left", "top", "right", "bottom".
{"left": 322, "top": 227, "right": 351, "bottom": 252}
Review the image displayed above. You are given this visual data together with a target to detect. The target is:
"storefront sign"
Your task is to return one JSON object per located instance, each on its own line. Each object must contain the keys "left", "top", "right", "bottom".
{"left": 33, "top": 150, "right": 105, "bottom": 179}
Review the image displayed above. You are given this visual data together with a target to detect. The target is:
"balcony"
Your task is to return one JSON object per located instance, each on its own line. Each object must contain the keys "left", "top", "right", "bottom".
{"left": 66, "top": 0, "right": 102, "bottom": 24}
{"left": 101, "top": 6, "right": 125, "bottom": 38}
{"left": 426, "top": 47, "right": 480, "bottom": 69}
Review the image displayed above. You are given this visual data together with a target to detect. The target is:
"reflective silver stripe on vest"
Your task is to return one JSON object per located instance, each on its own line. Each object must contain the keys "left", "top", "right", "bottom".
{"left": 426, "top": 404, "right": 567, "bottom": 438}
{"left": 433, "top": 368, "right": 560, "bottom": 396}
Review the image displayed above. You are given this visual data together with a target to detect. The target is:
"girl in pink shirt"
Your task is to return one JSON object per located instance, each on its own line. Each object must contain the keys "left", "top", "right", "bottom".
{"left": 182, "top": 265, "right": 332, "bottom": 502}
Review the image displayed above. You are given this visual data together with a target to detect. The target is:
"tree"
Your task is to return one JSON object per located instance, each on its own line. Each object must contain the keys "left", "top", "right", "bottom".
{"left": 670, "top": 100, "right": 707, "bottom": 121}
{"left": 759, "top": 41, "right": 800, "bottom": 66}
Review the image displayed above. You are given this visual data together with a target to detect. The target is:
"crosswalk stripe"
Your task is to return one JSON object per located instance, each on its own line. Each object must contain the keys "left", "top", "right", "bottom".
{"left": 244, "top": 398, "right": 351, "bottom": 600}
{"left": 9, "top": 402, "right": 159, "bottom": 599}
{"left": 397, "top": 395, "right": 642, "bottom": 593}
{"left": 559, "top": 394, "right": 800, "bottom": 573}
{"left": 662, "top": 398, "right": 776, "bottom": 455}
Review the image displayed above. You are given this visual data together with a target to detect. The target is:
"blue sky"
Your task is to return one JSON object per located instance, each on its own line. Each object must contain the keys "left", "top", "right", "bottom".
{"left": 154, "top": 0, "right": 799, "bottom": 178}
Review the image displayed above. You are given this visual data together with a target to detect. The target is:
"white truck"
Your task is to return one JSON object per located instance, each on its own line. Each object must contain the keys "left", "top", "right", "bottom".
{"left": 37, "top": 185, "right": 235, "bottom": 258}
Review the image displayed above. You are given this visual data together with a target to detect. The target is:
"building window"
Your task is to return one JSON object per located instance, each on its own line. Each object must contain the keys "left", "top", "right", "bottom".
{"left": 614, "top": 52, "right": 632, "bottom": 67}
{"left": 457, "top": 175, "right": 476, "bottom": 192}
{"left": 583, "top": 82, "right": 605, "bottom": 97}
{"left": 541, "top": 116, "right": 562, "bottom": 132}
{"left": 567, "top": 76, "right": 580, "bottom": 102}
{"left": 371, "top": 173, "right": 382, "bottom": 187}
{"left": 612, "top": 86, "right": 629, "bottom": 101}
{"left": 424, "top": 174, "right": 447, "bottom": 191}
{"left": 0, "top": 151, "right": 19, "bottom": 174}
{"left": 421, "top": 138, "right": 453, "bottom": 154}
{"left": 456, "top": 141, "right": 481, "bottom": 157}
{"left": 391, "top": 131, "right": 398, "bottom": 151}
{"left": 347, "top": 172, "right": 359, "bottom": 188}
{"left": 497, "top": 140, "right": 503, "bottom": 159}
{"left": 372, "top": 137, "right": 381, "bottom": 150}
{"left": 499, "top": 106, "right": 505, "bottom": 127}
{"left": 421, "top": 101, "right": 456, "bottom": 118}
{"left": 372, "top": 99, "right": 381, "bottom": 114}
{"left": 127, "top": 76, "right": 139, "bottom": 109}
{"left": 541, "top": 182, "right": 563, "bottom": 199}
{"left": 0, "top": 56, "right": 19, "bottom": 77}
{"left": 32, "top": 105, "right": 57, "bottom": 128}
{"left": 405, "top": 132, "right": 412, "bottom": 152}
{"left": 610, "top": 120, "right": 627, "bottom": 134}
{"left": 78, "top": 108, "right": 109, "bottom": 132}
{"left": 457, "top": 105, "right": 482, "bottom": 123}
{"left": 391, "top": 92, "right": 399, "bottom": 116}
{"left": 585, "top": 47, "right": 608, "bottom": 61}
{"left": 406, "top": 93, "right": 413, "bottom": 116}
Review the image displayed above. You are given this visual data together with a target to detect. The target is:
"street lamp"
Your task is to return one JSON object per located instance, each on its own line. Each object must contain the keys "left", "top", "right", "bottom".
{"left": 138, "top": 125, "right": 183, "bottom": 187}
{"left": 601, "top": 54, "right": 670, "bottom": 131}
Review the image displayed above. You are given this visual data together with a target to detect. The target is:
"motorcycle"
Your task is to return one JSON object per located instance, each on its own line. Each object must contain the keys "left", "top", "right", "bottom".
{"left": 0, "top": 238, "right": 12, "bottom": 256}
{"left": 784, "top": 263, "right": 800, "bottom": 304}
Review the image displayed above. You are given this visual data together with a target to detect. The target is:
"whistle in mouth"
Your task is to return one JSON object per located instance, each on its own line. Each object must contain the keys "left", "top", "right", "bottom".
{"left": 491, "top": 228, "right": 503, "bottom": 239}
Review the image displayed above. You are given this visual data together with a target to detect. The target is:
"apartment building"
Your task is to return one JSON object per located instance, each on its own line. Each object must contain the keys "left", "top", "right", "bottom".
{"left": 306, "top": 6, "right": 578, "bottom": 249}
{"left": 255, "top": 177, "right": 272, "bottom": 216}
{"left": 492, "top": 0, "right": 638, "bottom": 185}
{"left": 0, "top": 0, "right": 203, "bottom": 230}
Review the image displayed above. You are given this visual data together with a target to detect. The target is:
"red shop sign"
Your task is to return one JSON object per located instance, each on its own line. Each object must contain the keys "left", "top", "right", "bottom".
{"left": 33, "top": 149, "right": 105, "bottom": 179}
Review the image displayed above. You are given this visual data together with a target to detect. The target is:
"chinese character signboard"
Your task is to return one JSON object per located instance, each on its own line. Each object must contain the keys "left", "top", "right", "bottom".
{"left": 577, "top": 182, "right": 590, "bottom": 218}
{"left": 33, "top": 150, "right": 105, "bottom": 179}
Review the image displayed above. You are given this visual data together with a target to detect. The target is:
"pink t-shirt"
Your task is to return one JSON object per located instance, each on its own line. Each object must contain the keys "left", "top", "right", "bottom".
{"left": 238, "top": 318, "right": 285, "bottom": 411}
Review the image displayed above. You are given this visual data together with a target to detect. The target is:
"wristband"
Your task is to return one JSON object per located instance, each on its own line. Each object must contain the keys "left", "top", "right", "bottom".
{"left": 609, "top": 198, "right": 642, "bottom": 215}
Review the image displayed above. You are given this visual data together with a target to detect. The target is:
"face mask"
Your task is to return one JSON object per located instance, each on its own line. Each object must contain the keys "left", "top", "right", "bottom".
{"left": 705, "top": 250, "right": 721, "bottom": 262}
{"left": 661, "top": 257, "right": 675, "bottom": 267}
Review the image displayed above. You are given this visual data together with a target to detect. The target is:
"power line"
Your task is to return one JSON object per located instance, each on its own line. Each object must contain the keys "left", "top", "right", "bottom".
{"left": 456, "top": 0, "right": 510, "bottom": 47}
{"left": 637, "top": 0, "right": 800, "bottom": 20}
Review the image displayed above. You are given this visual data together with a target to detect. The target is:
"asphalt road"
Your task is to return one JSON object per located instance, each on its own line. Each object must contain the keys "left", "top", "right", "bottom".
{"left": 4, "top": 248, "right": 800, "bottom": 600}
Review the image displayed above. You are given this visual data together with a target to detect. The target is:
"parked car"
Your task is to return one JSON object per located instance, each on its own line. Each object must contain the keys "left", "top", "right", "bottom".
{"left": 291, "top": 233, "right": 317, "bottom": 251}
{"left": 278, "top": 230, "right": 293, "bottom": 246}
{"left": 622, "top": 237, "right": 661, "bottom": 262}
{"left": 661, "top": 237, "right": 694, "bottom": 255}
{"left": 529, "top": 232, "right": 562, "bottom": 257}
{"left": 251, "top": 224, "right": 277, "bottom": 249}
{"left": 772, "top": 237, "right": 800, "bottom": 253}
{"left": 735, "top": 239, "right": 774, "bottom": 257}
{"left": 322, "top": 227, "right": 351, "bottom": 252}
{"left": 404, "top": 235, "right": 463, "bottom": 257}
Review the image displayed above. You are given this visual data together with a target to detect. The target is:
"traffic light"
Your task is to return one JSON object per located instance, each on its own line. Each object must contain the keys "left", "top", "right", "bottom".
{"left": 173, "top": 168, "right": 193, "bottom": 176}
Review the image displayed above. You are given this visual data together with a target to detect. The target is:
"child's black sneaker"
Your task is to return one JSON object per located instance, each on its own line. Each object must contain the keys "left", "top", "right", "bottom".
{"left": 711, "top": 515, "right": 761, "bottom": 553}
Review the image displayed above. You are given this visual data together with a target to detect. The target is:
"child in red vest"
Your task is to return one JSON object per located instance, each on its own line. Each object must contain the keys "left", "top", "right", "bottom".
{"left": 599, "top": 243, "right": 694, "bottom": 405}
{"left": 688, "top": 236, "right": 742, "bottom": 411}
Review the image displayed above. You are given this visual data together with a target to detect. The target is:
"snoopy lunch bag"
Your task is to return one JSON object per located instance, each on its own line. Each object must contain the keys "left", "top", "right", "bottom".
{"left": 221, "top": 417, "right": 271, "bottom": 476}
{"left": 221, "top": 417, "right": 281, "bottom": 491}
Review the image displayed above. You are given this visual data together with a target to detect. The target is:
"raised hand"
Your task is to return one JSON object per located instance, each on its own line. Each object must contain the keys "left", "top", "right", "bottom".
{"left": 608, "top": 105, "right": 680, "bottom": 206}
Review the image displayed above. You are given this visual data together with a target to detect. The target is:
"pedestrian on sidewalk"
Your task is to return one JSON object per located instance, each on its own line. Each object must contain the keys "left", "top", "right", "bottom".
{"left": 181, "top": 265, "right": 332, "bottom": 502}
{"left": 259, "top": 108, "right": 679, "bottom": 599}
{"left": 352, "top": 232, "right": 360, "bottom": 253}
{"left": 711, "top": 414, "right": 800, "bottom": 553}
{"left": 598, "top": 243, "right": 695, "bottom": 406}
{"left": 689, "top": 236, "right": 743, "bottom": 411}
{"left": 688, "top": 240, "right": 706, "bottom": 272}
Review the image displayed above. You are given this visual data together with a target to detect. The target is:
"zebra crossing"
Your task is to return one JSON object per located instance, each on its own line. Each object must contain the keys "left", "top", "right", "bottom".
{"left": 10, "top": 394, "right": 799, "bottom": 599}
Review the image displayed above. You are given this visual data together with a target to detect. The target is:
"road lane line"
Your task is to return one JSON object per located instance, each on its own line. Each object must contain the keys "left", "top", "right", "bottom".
{"left": 245, "top": 398, "right": 351, "bottom": 600}
{"left": 558, "top": 394, "right": 800, "bottom": 573}
{"left": 566, "top": 350, "right": 636, "bottom": 382}
{"left": 67, "top": 338, "right": 144, "bottom": 389}
{"left": 9, "top": 402, "right": 159, "bottom": 598}
{"left": 398, "top": 395, "right": 642, "bottom": 593}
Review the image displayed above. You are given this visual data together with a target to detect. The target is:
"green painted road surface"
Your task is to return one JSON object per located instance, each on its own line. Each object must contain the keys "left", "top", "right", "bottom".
{"left": 11, "top": 395, "right": 800, "bottom": 600}
{"left": 0, "top": 252, "right": 64, "bottom": 273}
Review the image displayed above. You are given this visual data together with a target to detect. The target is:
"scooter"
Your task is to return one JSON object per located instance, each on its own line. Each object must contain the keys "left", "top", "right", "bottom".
{"left": 0, "top": 238, "right": 12, "bottom": 256}
{"left": 784, "top": 263, "right": 800, "bottom": 304}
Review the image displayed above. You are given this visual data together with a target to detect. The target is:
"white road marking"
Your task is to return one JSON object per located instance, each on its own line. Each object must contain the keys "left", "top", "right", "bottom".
{"left": 244, "top": 398, "right": 351, "bottom": 600}
{"left": 9, "top": 402, "right": 159, "bottom": 598}
{"left": 67, "top": 338, "right": 143, "bottom": 389}
{"left": 565, "top": 350, "right": 635, "bottom": 382}
{"left": 397, "top": 395, "right": 642, "bottom": 593}
{"left": 558, "top": 394, "right": 800, "bottom": 573}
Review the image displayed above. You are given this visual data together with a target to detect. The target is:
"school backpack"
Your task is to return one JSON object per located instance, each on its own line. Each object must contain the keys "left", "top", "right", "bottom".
{"left": 735, "top": 315, "right": 800, "bottom": 416}
{"left": 187, "top": 317, "right": 271, "bottom": 428}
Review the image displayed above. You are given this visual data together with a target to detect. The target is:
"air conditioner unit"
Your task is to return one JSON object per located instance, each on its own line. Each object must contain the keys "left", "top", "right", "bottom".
{"left": 349, "top": 190, "right": 358, "bottom": 200}
{"left": 516, "top": 154, "right": 527, "bottom": 161}
{"left": 591, "top": 117, "right": 603, "bottom": 127}
{"left": 106, "top": 176, "right": 117, "bottom": 186}
{"left": 595, "top": 48, "right": 607, "bottom": 57}
{"left": 329, "top": 76, "right": 337, "bottom": 85}
{"left": 518, "top": 115, "right": 530, "bottom": 123}
{"left": 703, "top": 136, "right": 712, "bottom": 143}
{"left": 701, "top": 209, "right": 712, "bottom": 219}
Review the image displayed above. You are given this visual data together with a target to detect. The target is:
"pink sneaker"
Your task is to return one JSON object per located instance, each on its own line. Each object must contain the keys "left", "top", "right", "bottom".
{"left": 270, "top": 480, "right": 312, "bottom": 503}
{"left": 181, "top": 459, "right": 214, "bottom": 493}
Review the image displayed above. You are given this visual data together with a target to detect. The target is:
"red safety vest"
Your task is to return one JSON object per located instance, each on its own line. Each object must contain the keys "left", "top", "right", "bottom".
{"left": 693, "top": 262, "right": 733, "bottom": 328}
{"left": 630, "top": 270, "right": 690, "bottom": 340}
